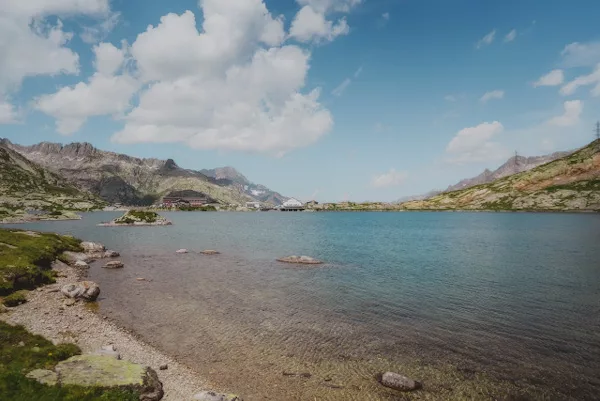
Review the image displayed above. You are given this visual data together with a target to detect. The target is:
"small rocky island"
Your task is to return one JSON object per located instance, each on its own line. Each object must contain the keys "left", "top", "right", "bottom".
{"left": 98, "top": 210, "right": 172, "bottom": 227}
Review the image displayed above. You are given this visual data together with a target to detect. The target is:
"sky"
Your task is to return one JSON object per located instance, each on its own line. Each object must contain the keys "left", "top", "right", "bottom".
{"left": 1, "top": 0, "right": 600, "bottom": 202}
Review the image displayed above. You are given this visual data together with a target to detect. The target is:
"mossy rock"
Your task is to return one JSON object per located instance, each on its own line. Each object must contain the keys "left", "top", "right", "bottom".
{"left": 2, "top": 290, "right": 27, "bottom": 307}
{"left": 54, "top": 355, "right": 163, "bottom": 400}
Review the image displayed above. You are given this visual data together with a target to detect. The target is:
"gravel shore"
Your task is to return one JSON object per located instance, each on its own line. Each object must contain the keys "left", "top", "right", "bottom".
{"left": 0, "top": 259, "right": 208, "bottom": 400}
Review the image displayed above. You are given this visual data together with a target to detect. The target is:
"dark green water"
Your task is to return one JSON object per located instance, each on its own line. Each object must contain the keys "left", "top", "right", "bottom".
{"left": 7, "top": 211, "right": 600, "bottom": 400}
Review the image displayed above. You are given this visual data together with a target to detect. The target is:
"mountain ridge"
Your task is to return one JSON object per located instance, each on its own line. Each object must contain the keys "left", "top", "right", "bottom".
{"left": 2, "top": 139, "right": 287, "bottom": 206}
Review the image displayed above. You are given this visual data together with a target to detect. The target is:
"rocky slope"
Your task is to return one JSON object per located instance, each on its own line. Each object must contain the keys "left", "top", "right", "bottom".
{"left": 401, "top": 140, "right": 600, "bottom": 211}
{"left": 446, "top": 151, "right": 572, "bottom": 192}
{"left": 4, "top": 140, "right": 283, "bottom": 206}
{"left": 0, "top": 140, "right": 102, "bottom": 220}
{"left": 201, "top": 166, "right": 287, "bottom": 205}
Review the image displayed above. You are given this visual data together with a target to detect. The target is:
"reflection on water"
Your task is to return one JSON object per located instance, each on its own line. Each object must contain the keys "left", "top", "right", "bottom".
{"left": 6, "top": 211, "right": 600, "bottom": 400}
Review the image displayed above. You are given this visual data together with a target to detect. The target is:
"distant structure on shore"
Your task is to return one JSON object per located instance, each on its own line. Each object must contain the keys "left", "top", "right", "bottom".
{"left": 280, "top": 198, "right": 305, "bottom": 211}
{"left": 161, "top": 190, "right": 216, "bottom": 207}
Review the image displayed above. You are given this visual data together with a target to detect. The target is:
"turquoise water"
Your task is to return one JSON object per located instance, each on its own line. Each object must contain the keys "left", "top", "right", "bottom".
{"left": 6, "top": 211, "right": 600, "bottom": 400}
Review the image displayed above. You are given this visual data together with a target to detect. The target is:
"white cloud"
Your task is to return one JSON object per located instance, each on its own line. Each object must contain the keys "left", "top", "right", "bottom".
{"left": 331, "top": 66, "right": 362, "bottom": 96}
{"left": 35, "top": 43, "right": 138, "bottom": 135}
{"left": 0, "top": 97, "right": 19, "bottom": 124}
{"left": 444, "top": 95, "right": 457, "bottom": 102}
{"left": 81, "top": 11, "right": 120, "bottom": 44}
{"left": 382, "top": 12, "right": 390, "bottom": 20}
{"left": 480, "top": 90, "right": 504, "bottom": 103}
{"left": 533, "top": 69, "right": 564, "bottom": 87}
{"left": 0, "top": 0, "right": 110, "bottom": 94}
{"left": 561, "top": 41, "right": 600, "bottom": 68}
{"left": 446, "top": 121, "right": 508, "bottom": 164}
{"left": 504, "top": 29, "right": 517, "bottom": 43}
{"left": 290, "top": 5, "right": 349, "bottom": 43}
{"left": 296, "top": 0, "right": 362, "bottom": 13}
{"left": 546, "top": 100, "right": 583, "bottom": 127}
{"left": 560, "top": 65, "right": 600, "bottom": 96}
{"left": 332, "top": 78, "right": 351, "bottom": 96}
{"left": 371, "top": 169, "right": 408, "bottom": 188}
{"left": 476, "top": 29, "right": 496, "bottom": 49}
{"left": 108, "top": 1, "right": 334, "bottom": 155}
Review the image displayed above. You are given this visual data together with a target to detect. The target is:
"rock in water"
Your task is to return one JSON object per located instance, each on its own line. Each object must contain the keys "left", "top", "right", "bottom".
{"left": 62, "top": 251, "right": 94, "bottom": 265}
{"left": 104, "top": 261, "right": 124, "bottom": 269}
{"left": 74, "top": 260, "right": 89, "bottom": 268}
{"left": 81, "top": 241, "right": 106, "bottom": 253}
{"left": 53, "top": 355, "right": 163, "bottom": 400}
{"left": 104, "top": 250, "right": 120, "bottom": 258}
{"left": 61, "top": 281, "right": 100, "bottom": 301}
{"left": 379, "top": 372, "right": 422, "bottom": 392}
{"left": 192, "top": 391, "right": 243, "bottom": 401}
{"left": 276, "top": 255, "right": 323, "bottom": 265}
{"left": 176, "top": 249, "right": 189, "bottom": 254}
{"left": 200, "top": 250, "right": 220, "bottom": 255}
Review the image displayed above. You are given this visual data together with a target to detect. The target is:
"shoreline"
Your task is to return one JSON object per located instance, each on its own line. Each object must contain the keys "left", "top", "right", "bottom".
{"left": 0, "top": 254, "right": 214, "bottom": 400}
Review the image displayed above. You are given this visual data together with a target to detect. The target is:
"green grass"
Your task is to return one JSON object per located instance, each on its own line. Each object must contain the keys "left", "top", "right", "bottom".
{"left": 0, "top": 229, "right": 82, "bottom": 295}
{"left": 2, "top": 290, "right": 27, "bottom": 307}
{"left": 545, "top": 179, "right": 600, "bottom": 192}
{"left": 0, "top": 321, "right": 139, "bottom": 400}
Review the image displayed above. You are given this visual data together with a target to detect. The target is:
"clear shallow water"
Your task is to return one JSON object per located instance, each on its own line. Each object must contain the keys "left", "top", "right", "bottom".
{"left": 5, "top": 211, "right": 600, "bottom": 400}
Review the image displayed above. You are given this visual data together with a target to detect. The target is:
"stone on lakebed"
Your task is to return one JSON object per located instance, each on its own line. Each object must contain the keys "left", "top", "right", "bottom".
{"left": 192, "top": 391, "right": 243, "bottom": 401}
{"left": 379, "top": 371, "right": 422, "bottom": 392}
{"left": 103, "top": 261, "right": 124, "bottom": 269}
{"left": 276, "top": 255, "right": 323, "bottom": 265}
{"left": 200, "top": 250, "right": 220, "bottom": 255}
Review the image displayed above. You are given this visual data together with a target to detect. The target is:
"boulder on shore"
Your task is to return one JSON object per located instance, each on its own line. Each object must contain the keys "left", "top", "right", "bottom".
{"left": 192, "top": 391, "right": 243, "bottom": 401}
{"left": 379, "top": 371, "right": 422, "bottom": 392}
{"left": 104, "top": 261, "right": 124, "bottom": 269}
{"left": 62, "top": 251, "right": 94, "bottom": 265}
{"left": 104, "top": 250, "right": 120, "bottom": 258}
{"left": 61, "top": 281, "right": 100, "bottom": 301}
{"left": 81, "top": 241, "right": 106, "bottom": 253}
{"left": 276, "top": 255, "right": 323, "bottom": 265}
{"left": 74, "top": 260, "right": 89, "bottom": 268}
{"left": 45, "top": 355, "right": 164, "bottom": 400}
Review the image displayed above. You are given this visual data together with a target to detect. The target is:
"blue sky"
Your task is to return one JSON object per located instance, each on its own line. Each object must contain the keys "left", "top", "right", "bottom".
{"left": 1, "top": 0, "right": 600, "bottom": 202}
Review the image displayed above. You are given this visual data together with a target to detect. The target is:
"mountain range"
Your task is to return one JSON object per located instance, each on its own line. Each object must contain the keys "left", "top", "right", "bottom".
{"left": 0, "top": 139, "right": 287, "bottom": 207}
{"left": 401, "top": 139, "right": 600, "bottom": 211}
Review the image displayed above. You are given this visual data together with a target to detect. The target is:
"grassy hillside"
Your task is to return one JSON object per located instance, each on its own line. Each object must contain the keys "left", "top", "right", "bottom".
{"left": 402, "top": 139, "right": 600, "bottom": 212}
{"left": 0, "top": 144, "right": 104, "bottom": 221}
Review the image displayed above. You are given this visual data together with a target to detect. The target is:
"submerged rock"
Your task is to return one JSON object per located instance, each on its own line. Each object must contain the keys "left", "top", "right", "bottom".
{"left": 379, "top": 372, "right": 422, "bottom": 392}
{"left": 200, "top": 250, "right": 220, "bottom": 255}
{"left": 276, "top": 255, "right": 323, "bottom": 265}
{"left": 53, "top": 355, "right": 164, "bottom": 400}
{"left": 192, "top": 391, "right": 243, "bottom": 401}
{"left": 104, "top": 261, "right": 124, "bottom": 269}
{"left": 61, "top": 281, "right": 100, "bottom": 301}
{"left": 176, "top": 249, "right": 189, "bottom": 254}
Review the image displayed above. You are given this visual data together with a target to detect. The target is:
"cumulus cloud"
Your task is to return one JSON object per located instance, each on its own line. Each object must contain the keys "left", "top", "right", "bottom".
{"left": 546, "top": 100, "right": 583, "bottom": 127}
{"left": 561, "top": 41, "right": 600, "bottom": 68}
{"left": 533, "top": 69, "right": 564, "bottom": 87}
{"left": 290, "top": 5, "right": 349, "bottom": 43}
{"left": 81, "top": 11, "right": 121, "bottom": 44}
{"left": 35, "top": 43, "right": 138, "bottom": 135}
{"left": 371, "top": 169, "right": 408, "bottom": 188}
{"left": 0, "top": 97, "right": 19, "bottom": 124}
{"left": 480, "top": 90, "right": 504, "bottom": 103}
{"left": 560, "top": 65, "right": 600, "bottom": 96}
{"left": 0, "top": 0, "right": 110, "bottom": 93}
{"left": 504, "top": 29, "right": 517, "bottom": 43}
{"left": 446, "top": 121, "right": 508, "bottom": 164}
{"left": 476, "top": 29, "right": 496, "bottom": 49}
{"left": 105, "top": 1, "right": 334, "bottom": 155}
{"left": 296, "top": 0, "right": 362, "bottom": 13}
